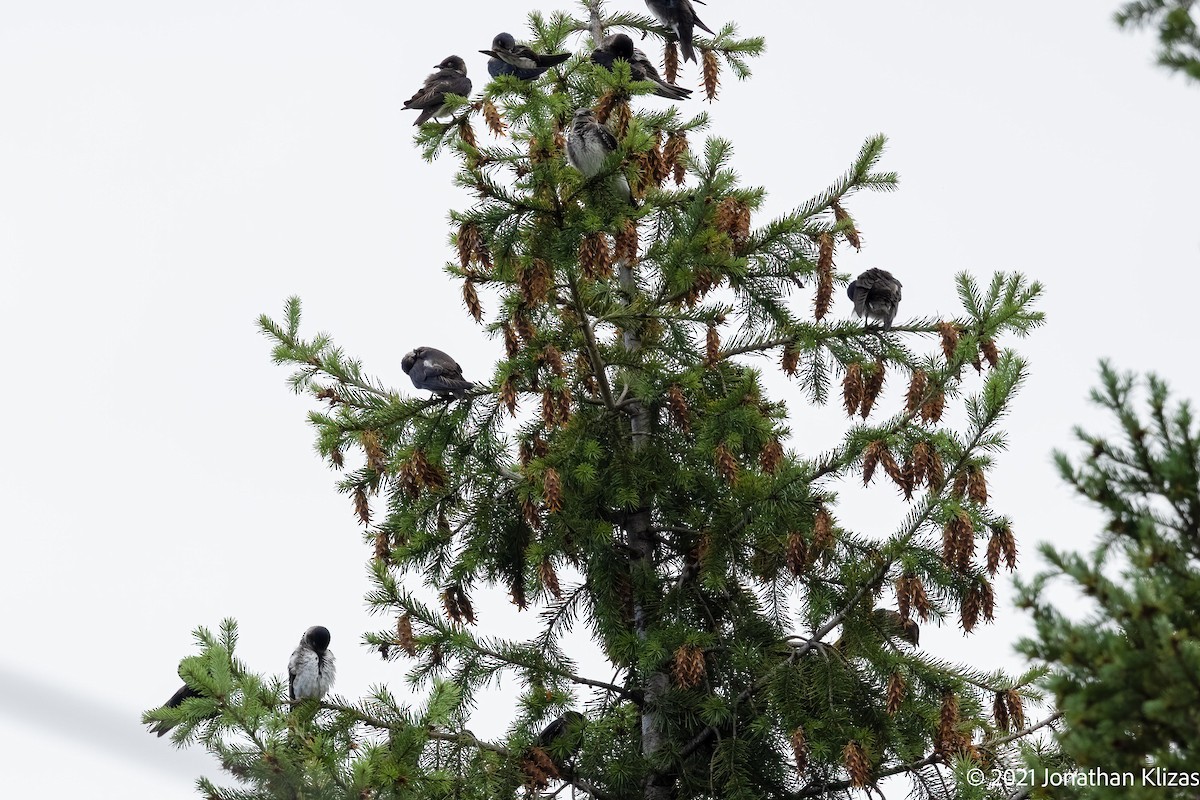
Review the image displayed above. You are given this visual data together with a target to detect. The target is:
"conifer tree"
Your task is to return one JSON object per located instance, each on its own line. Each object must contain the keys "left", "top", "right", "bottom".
{"left": 1015, "top": 363, "right": 1200, "bottom": 799}
{"left": 148, "top": 2, "right": 1050, "bottom": 797}
{"left": 1115, "top": 0, "right": 1200, "bottom": 82}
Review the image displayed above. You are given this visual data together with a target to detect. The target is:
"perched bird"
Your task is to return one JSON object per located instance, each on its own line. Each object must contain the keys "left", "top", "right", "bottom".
{"left": 403, "top": 56, "right": 472, "bottom": 126}
{"left": 847, "top": 268, "right": 903, "bottom": 329}
{"left": 535, "top": 711, "right": 587, "bottom": 765}
{"left": 566, "top": 108, "right": 633, "bottom": 205}
{"left": 591, "top": 34, "right": 692, "bottom": 100}
{"left": 289, "top": 625, "right": 336, "bottom": 701}
{"left": 146, "top": 683, "right": 204, "bottom": 738}
{"left": 402, "top": 346, "right": 475, "bottom": 398}
{"left": 481, "top": 32, "right": 570, "bottom": 80}
{"left": 644, "top": 0, "right": 714, "bottom": 64}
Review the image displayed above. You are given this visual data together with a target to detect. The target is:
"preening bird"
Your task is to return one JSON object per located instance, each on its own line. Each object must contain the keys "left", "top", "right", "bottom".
{"left": 591, "top": 34, "right": 692, "bottom": 100}
{"left": 566, "top": 108, "right": 633, "bottom": 205}
{"left": 402, "top": 346, "right": 475, "bottom": 398}
{"left": 536, "top": 711, "right": 587, "bottom": 764}
{"left": 481, "top": 32, "right": 570, "bottom": 80}
{"left": 403, "top": 55, "right": 472, "bottom": 126}
{"left": 644, "top": 0, "right": 714, "bottom": 63}
{"left": 146, "top": 683, "right": 204, "bottom": 738}
{"left": 289, "top": 625, "right": 336, "bottom": 701}
{"left": 847, "top": 268, "right": 903, "bottom": 329}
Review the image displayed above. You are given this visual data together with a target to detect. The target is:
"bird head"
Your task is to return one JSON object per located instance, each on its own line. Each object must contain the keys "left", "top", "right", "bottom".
{"left": 437, "top": 55, "right": 467, "bottom": 74}
{"left": 606, "top": 33, "right": 636, "bottom": 60}
{"left": 491, "top": 32, "right": 516, "bottom": 52}
{"left": 304, "top": 626, "right": 332, "bottom": 653}
{"left": 401, "top": 348, "right": 424, "bottom": 374}
{"left": 573, "top": 107, "right": 596, "bottom": 123}
{"left": 846, "top": 280, "right": 857, "bottom": 300}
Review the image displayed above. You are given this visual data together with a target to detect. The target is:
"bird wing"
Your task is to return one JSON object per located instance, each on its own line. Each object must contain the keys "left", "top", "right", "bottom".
{"left": 501, "top": 45, "right": 540, "bottom": 70}
{"left": 593, "top": 122, "right": 619, "bottom": 153}
{"left": 687, "top": 0, "right": 715, "bottom": 34}
{"left": 287, "top": 643, "right": 307, "bottom": 701}
{"left": 421, "top": 348, "right": 465, "bottom": 378}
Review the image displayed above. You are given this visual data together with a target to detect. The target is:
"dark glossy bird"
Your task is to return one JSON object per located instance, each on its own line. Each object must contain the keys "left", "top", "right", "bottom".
{"left": 146, "top": 683, "right": 204, "bottom": 738}
{"left": 536, "top": 711, "right": 587, "bottom": 764}
{"left": 591, "top": 34, "right": 691, "bottom": 100}
{"left": 481, "top": 32, "right": 570, "bottom": 80}
{"left": 645, "top": 0, "right": 714, "bottom": 63}
{"left": 403, "top": 55, "right": 472, "bottom": 126}
{"left": 566, "top": 108, "right": 633, "bottom": 204}
{"left": 847, "top": 268, "right": 903, "bottom": 329}
{"left": 289, "top": 625, "right": 336, "bottom": 701}
{"left": 402, "top": 346, "right": 475, "bottom": 398}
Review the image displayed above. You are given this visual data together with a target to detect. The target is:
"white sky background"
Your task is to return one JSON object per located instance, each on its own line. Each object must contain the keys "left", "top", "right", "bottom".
{"left": 2, "top": 0, "right": 1199, "bottom": 795}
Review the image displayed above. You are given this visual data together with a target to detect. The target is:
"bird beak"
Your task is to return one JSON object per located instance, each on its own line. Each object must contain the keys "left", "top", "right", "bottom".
{"left": 479, "top": 50, "right": 495, "bottom": 57}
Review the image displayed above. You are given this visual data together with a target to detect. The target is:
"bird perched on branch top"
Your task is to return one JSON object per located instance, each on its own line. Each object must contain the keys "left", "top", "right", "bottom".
{"left": 481, "top": 32, "right": 570, "bottom": 80}
{"left": 591, "top": 34, "right": 692, "bottom": 100}
{"left": 847, "top": 268, "right": 903, "bottom": 330}
{"left": 146, "top": 683, "right": 204, "bottom": 738}
{"left": 567, "top": 108, "right": 634, "bottom": 205}
{"left": 288, "top": 625, "right": 336, "bottom": 701}
{"left": 644, "top": 0, "right": 715, "bottom": 63}
{"left": 402, "top": 346, "right": 475, "bottom": 399}
{"left": 536, "top": 711, "right": 587, "bottom": 765}
{"left": 403, "top": 56, "right": 472, "bottom": 126}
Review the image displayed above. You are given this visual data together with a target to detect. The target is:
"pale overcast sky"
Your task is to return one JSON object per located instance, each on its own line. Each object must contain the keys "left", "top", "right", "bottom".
{"left": 2, "top": 1, "right": 1199, "bottom": 796}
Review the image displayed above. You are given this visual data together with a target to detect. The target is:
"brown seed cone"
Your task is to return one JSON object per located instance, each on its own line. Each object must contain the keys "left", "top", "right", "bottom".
{"left": 522, "top": 497, "right": 541, "bottom": 530}
{"left": 906, "top": 370, "right": 928, "bottom": 414}
{"left": 556, "top": 387, "right": 572, "bottom": 426}
{"left": 895, "top": 575, "right": 913, "bottom": 621}
{"left": 861, "top": 361, "right": 886, "bottom": 419}
{"left": 920, "top": 388, "right": 945, "bottom": 424}
{"left": 538, "top": 558, "right": 562, "bottom": 599}
{"left": 354, "top": 485, "right": 371, "bottom": 525}
{"left": 374, "top": 530, "right": 390, "bottom": 564}
{"left": 701, "top": 49, "right": 720, "bottom": 101}
{"left": 782, "top": 345, "right": 800, "bottom": 377}
{"left": 843, "top": 740, "right": 870, "bottom": 789}
{"left": 415, "top": 451, "right": 445, "bottom": 491}
{"left": 664, "top": 40, "right": 680, "bottom": 84}
{"left": 937, "top": 692, "right": 960, "bottom": 756}
{"left": 706, "top": 323, "right": 720, "bottom": 366}
{"left": 663, "top": 131, "right": 688, "bottom": 186}
{"left": 813, "top": 232, "right": 835, "bottom": 321}
{"left": 458, "top": 118, "right": 477, "bottom": 149}
{"left": 832, "top": 200, "right": 862, "bottom": 251}
{"left": 543, "top": 468, "right": 563, "bottom": 513}
{"left": 615, "top": 219, "right": 639, "bottom": 262}
{"left": 441, "top": 588, "right": 461, "bottom": 624}
{"left": 951, "top": 472, "right": 968, "bottom": 502}
{"left": 926, "top": 449, "right": 946, "bottom": 492}
{"left": 515, "top": 307, "right": 537, "bottom": 343}
{"left": 672, "top": 644, "right": 706, "bottom": 689}
{"left": 594, "top": 91, "right": 618, "bottom": 125}
{"left": 910, "top": 575, "right": 931, "bottom": 622}
{"left": 880, "top": 446, "right": 906, "bottom": 492}
{"left": 330, "top": 446, "right": 345, "bottom": 469}
{"left": 397, "top": 613, "right": 416, "bottom": 656}
{"left": 503, "top": 323, "right": 520, "bottom": 358}
{"left": 519, "top": 258, "right": 553, "bottom": 304}
{"left": 785, "top": 530, "right": 808, "bottom": 577}
{"left": 481, "top": 99, "right": 507, "bottom": 137}
{"left": 715, "top": 198, "right": 751, "bottom": 246}
{"left": 760, "top": 437, "right": 784, "bottom": 474}
{"left": 521, "top": 747, "right": 559, "bottom": 790}
{"left": 886, "top": 672, "right": 906, "bottom": 716}
{"left": 910, "top": 442, "right": 931, "bottom": 488}
{"left": 715, "top": 441, "right": 738, "bottom": 483}
{"left": 791, "top": 727, "right": 808, "bottom": 774}
{"left": 1001, "top": 526, "right": 1018, "bottom": 570}
{"left": 842, "top": 363, "right": 864, "bottom": 416}
{"left": 612, "top": 99, "right": 632, "bottom": 139}
{"left": 361, "top": 430, "right": 388, "bottom": 474}
{"left": 455, "top": 586, "right": 476, "bottom": 625}
{"left": 862, "top": 440, "right": 884, "bottom": 486}
{"left": 509, "top": 576, "right": 528, "bottom": 610}
{"left": 899, "top": 457, "right": 915, "bottom": 500}
{"left": 541, "top": 345, "right": 565, "bottom": 377}
{"left": 938, "top": 321, "right": 960, "bottom": 362}
{"left": 456, "top": 220, "right": 480, "bottom": 271}
{"left": 500, "top": 376, "right": 519, "bottom": 416}
{"left": 579, "top": 232, "right": 613, "bottom": 281}
{"left": 986, "top": 529, "right": 1003, "bottom": 576}
{"left": 462, "top": 279, "right": 483, "bottom": 322}
{"left": 967, "top": 465, "right": 988, "bottom": 505}
{"left": 668, "top": 384, "right": 691, "bottom": 432}
{"left": 813, "top": 508, "right": 834, "bottom": 554}
{"left": 1005, "top": 690, "right": 1025, "bottom": 731}
{"left": 541, "top": 387, "right": 558, "bottom": 428}
{"left": 961, "top": 585, "right": 981, "bottom": 633}
{"left": 981, "top": 338, "right": 1000, "bottom": 368}
{"left": 980, "top": 579, "right": 995, "bottom": 621}
{"left": 993, "top": 691, "right": 1011, "bottom": 733}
